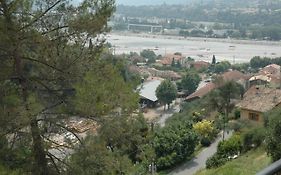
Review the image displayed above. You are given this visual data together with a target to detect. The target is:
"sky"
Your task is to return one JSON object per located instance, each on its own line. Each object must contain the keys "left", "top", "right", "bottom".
{"left": 116, "top": 0, "right": 187, "bottom": 5}
{"left": 72, "top": 0, "right": 188, "bottom": 6}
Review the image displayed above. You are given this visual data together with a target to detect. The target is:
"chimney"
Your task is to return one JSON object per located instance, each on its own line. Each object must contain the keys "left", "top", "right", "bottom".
{"left": 255, "top": 86, "right": 260, "bottom": 96}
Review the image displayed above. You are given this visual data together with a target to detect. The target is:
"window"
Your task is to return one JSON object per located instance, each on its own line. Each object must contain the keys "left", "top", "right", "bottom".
{"left": 249, "top": 113, "right": 259, "bottom": 121}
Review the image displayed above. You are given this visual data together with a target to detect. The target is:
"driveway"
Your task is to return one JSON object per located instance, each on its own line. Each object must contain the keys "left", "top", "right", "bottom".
{"left": 169, "top": 131, "right": 233, "bottom": 175}
{"left": 157, "top": 102, "right": 180, "bottom": 127}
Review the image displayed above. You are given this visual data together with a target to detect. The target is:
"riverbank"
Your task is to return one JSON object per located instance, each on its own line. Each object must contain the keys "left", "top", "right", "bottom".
{"left": 107, "top": 32, "right": 281, "bottom": 63}
{"left": 110, "top": 31, "right": 281, "bottom": 47}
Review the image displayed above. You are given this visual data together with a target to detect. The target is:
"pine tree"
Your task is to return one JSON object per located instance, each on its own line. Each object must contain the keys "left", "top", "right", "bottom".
{"left": 0, "top": 0, "right": 116, "bottom": 174}
{"left": 212, "top": 55, "right": 217, "bottom": 65}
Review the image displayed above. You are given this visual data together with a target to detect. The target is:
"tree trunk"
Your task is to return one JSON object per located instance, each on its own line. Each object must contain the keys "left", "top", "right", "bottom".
{"left": 13, "top": 33, "right": 49, "bottom": 175}
{"left": 30, "top": 119, "right": 49, "bottom": 175}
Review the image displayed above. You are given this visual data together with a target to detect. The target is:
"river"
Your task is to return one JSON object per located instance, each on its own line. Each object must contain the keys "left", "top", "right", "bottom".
{"left": 107, "top": 33, "right": 281, "bottom": 63}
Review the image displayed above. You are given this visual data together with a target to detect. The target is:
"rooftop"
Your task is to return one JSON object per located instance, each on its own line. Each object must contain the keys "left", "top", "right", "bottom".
{"left": 236, "top": 86, "right": 281, "bottom": 113}
{"left": 222, "top": 70, "right": 247, "bottom": 82}
{"left": 161, "top": 54, "right": 184, "bottom": 65}
{"left": 138, "top": 79, "right": 162, "bottom": 102}
{"left": 185, "top": 82, "right": 216, "bottom": 101}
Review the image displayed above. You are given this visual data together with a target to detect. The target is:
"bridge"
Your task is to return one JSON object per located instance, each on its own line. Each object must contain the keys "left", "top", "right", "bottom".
{"left": 128, "top": 24, "right": 163, "bottom": 33}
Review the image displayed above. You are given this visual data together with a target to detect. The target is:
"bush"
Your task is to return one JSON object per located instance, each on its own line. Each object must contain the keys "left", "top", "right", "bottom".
{"left": 242, "top": 127, "right": 266, "bottom": 151}
{"left": 234, "top": 109, "right": 241, "bottom": 119}
{"left": 266, "top": 108, "right": 281, "bottom": 161}
{"left": 206, "top": 134, "right": 242, "bottom": 169}
{"left": 200, "top": 137, "right": 211, "bottom": 147}
{"left": 229, "top": 121, "right": 242, "bottom": 132}
{"left": 154, "top": 121, "right": 198, "bottom": 170}
{"left": 217, "top": 134, "right": 242, "bottom": 157}
{"left": 206, "top": 154, "right": 228, "bottom": 169}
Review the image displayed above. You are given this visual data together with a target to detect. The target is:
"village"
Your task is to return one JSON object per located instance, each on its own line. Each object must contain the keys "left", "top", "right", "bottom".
{"left": 126, "top": 50, "right": 281, "bottom": 174}
{"left": 130, "top": 51, "right": 281, "bottom": 123}
{"left": 30, "top": 47, "right": 281, "bottom": 175}
{"left": 2, "top": 0, "right": 281, "bottom": 174}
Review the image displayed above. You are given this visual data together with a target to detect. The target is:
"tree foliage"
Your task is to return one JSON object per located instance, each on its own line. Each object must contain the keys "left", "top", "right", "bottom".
{"left": 212, "top": 55, "right": 216, "bottom": 65}
{"left": 140, "top": 49, "right": 156, "bottom": 63}
{"left": 68, "top": 137, "right": 134, "bottom": 175}
{"left": 68, "top": 115, "right": 152, "bottom": 175}
{"left": 208, "top": 81, "right": 243, "bottom": 116}
{"left": 242, "top": 127, "right": 266, "bottom": 152}
{"left": 153, "top": 122, "right": 198, "bottom": 170}
{"left": 206, "top": 134, "right": 242, "bottom": 169}
{"left": 74, "top": 61, "right": 139, "bottom": 117}
{"left": 193, "top": 119, "right": 217, "bottom": 146}
{"left": 217, "top": 134, "right": 242, "bottom": 157}
{"left": 249, "top": 56, "right": 281, "bottom": 70}
{"left": 180, "top": 71, "right": 201, "bottom": 94}
{"left": 266, "top": 108, "right": 281, "bottom": 161}
{"left": 0, "top": 0, "right": 123, "bottom": 174}
{"left": 156, "top": 80, "right": 177, "bottom": 108}
{"left": 214, "top": 61, "right": 231, "bottom": 73}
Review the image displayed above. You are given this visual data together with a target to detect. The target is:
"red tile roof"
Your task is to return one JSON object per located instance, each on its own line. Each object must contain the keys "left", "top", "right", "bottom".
{"left": 161, "top": 54, "right": 184, "bottom": 65}
{"left": 237, "top": 86, "right": 281, "bottom": 112}
{"left": 185, "top": 82, "right": 216, "bottom": 101}
{"left": 222, "top": 70, "right": 247, "bottom": 82}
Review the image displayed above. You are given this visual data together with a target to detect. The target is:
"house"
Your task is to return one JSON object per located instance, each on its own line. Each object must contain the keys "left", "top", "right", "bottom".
{"left": 236, "top": 86, "right": 281, "bottom": 123}
{"left": 249, "top": 74, "right": 271, "bottom": 87}
{"left": 161, "top": 54, "right": 184, "bottom": 66}
{"left": 185, "top": 70, "right": 248, "bottom": 102}
{"left": 147, "top": 68, "right": 182, "bottom": 81}
{"left": 185, "top": 82, "right": 216, "bottom": 102}
{"left": 138, "top": 79, "right": 163, "bottom": 107}
{"left": 191, "top": 61, "right": 210, "bottom": 70}
{"left": 131, "top": 55, "right": 146, "bottom": 65}
{"left": 222, "top": 70, "right": 249, "bottom": 88}
{"left": 259, "top": 64, "right": 280, "bottom": 76}
{"left": 249, "top": 64, "right": 281, "bottom": 88}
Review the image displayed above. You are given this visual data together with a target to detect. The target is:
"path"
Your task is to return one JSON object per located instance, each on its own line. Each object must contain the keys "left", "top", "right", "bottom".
{"left": 157, "top": 102, "right": 180, "bottom": 127}
{"left": 169, "top": 131, "right": 233, "bottom": 175}
{"left": 156, "top": 98, "right": 181, "bottom": 127}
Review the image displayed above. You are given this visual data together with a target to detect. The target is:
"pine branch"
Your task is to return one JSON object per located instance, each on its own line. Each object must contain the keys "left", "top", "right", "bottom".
{"left": 20, "top": 0, "right": 62, "bottom": 31}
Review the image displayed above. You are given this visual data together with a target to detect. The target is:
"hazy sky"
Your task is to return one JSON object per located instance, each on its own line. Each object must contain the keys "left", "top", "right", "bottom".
{"left": 116, "top": 0, "right": 186, "bottom": 5}
{"left": 73, "top": 0, "right": 186, "bottom": 6}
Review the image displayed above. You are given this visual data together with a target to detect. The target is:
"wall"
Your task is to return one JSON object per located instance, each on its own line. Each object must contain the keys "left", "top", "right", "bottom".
{"left": 240, "top": 108, "right": 263, "bottom": 123}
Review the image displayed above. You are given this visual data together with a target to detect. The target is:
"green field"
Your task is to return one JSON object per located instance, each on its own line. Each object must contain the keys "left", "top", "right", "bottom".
{"left": 195, "top": 147, "right": 272, "bottom": 175}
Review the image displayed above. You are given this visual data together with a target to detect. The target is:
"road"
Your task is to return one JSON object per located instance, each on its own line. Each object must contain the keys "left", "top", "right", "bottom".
{"left": 169, "top": 131, "right": 233, "bottom": 175}
{"left": 156, "top": 100, "right": 181, "bottom": 127}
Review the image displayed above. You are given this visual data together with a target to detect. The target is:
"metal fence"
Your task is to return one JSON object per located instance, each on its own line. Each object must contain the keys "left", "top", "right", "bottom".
{"left": 257, "top": 159, "right": 281, "bottom": 175}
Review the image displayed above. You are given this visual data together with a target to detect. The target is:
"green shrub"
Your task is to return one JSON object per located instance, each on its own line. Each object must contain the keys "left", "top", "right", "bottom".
{"left": 206, "top": 154, "right": 228, "bottom": 169}
{"left": 154, "top": 121, "right": 198, "bottom": 170}
{"left": 229, "top": 121, "right": 242, "bottom": 132}
{"left": 217, "top": 134, "right": 242, "bottom": 157}
{"left": 206, "top": 135, "right": 242, "bottom": 169}
{"left": 200, "top": 137, "right": 211, "bottom": 147}
{"left": 242, "top": 127, "right": 266, "bottom": 151}
{"left": 234, "top": 109, "right": 241, "bottom": 119}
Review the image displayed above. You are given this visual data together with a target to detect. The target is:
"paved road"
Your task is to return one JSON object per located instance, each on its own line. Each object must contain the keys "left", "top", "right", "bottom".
{"left": 169, "top": 131, "right": 233, "bottom": 175}
{"left": 157, "top": 103, "right": 180, "bottom": 127}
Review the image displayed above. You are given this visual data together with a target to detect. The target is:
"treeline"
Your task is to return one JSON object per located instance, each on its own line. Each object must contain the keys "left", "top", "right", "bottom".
{"left": 116, "top": 3, "right": 281, "bottom": 40}
{"left": 250, "top": 56, "right": 281, "bottom": 69}
{"left": 117, "top": 4, "right": 281, "bottom": 26}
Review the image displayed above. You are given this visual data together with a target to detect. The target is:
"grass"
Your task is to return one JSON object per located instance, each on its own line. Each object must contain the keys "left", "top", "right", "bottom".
{"left": 195, "top": 147, "right": 271, "bottom": 175}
